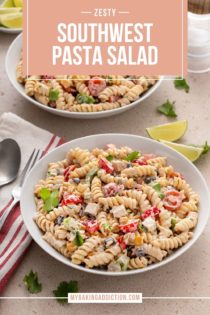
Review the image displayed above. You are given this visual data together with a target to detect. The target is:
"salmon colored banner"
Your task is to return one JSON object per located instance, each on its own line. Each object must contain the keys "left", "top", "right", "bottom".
{"left": 23, "top": 0, "right": 187, "bottom": 76}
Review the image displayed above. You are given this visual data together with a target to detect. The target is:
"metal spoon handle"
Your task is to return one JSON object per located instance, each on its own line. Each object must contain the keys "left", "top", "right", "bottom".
{"left": 0, "top": 198, "right": 19, "bottom": 230}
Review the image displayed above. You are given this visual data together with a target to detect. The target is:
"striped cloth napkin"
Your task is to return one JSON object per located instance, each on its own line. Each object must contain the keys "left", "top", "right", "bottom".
{"left": 0, "top": 112, "right": 63, "bottom": 293}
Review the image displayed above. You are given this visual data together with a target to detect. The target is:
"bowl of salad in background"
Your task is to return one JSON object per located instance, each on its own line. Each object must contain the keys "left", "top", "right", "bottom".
{"left": 6, "top": 34, "right": 163, "bottom": 119}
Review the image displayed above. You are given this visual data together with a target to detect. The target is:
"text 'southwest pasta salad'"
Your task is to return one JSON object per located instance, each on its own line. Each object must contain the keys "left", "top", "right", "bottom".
{"left": 33, "top": 145, "right": 199, "bottom": 271}
{"left": 16, "top": 58, "right": 158, "bottom": 113}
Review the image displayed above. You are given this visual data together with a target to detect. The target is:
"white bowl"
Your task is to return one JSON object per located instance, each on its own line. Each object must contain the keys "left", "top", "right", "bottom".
{"left": 6, "top": 33, "right": 163, "bottom": 119}
{"left": 20, "top": 134, "right": 210, "bottom": 276}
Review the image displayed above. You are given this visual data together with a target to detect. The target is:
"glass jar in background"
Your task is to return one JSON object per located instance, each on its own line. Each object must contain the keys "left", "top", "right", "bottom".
{"left": 188, "top": 0, "right": 210, "bottom": 73}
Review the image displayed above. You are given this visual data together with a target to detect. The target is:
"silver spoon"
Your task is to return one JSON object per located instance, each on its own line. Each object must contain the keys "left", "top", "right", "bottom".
{"left": 0, "top": 139, "right": 21, "bottom": 187}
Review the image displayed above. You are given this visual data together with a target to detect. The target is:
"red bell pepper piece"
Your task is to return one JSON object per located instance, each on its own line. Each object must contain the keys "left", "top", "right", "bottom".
{"left": 61, "top": 193, "right": 83, "bottom": 206}
{"left": 141, "top": 206, "right": 160, "bottom": 220}
{"left": 99, "top": 157, "right": 114, "bottom": 174}
{"left": 64, "top": 165, "right": 76, "bottom": 181}
{"left": 83, "top": 220, "right": 99, "bottom": 234}
{"left": 117, "top": 235, "right": 127, "bottom": 250}
{"left": 118, "top": 221, "right": 139, "bottom": 233}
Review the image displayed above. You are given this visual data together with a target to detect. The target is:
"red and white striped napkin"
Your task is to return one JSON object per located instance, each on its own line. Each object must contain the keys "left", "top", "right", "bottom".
{"left": 0, "top": 113, "right": 63, "bottom": 293}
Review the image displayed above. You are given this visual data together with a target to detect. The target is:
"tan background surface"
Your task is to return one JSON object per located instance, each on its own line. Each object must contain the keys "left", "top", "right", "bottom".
{"left": 0, "top": 33, "right": 210, "bottom": 315}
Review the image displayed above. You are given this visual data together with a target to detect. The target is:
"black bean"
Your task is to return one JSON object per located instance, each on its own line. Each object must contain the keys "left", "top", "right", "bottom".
{"left": 54, "top": 215, "right": 64, "bottom": 226}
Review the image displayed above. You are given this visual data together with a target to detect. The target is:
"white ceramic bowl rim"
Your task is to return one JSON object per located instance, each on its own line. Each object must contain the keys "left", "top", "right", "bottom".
{"left": 5, "top": 33, "right": 163, "bottom": 119}
{"left": 20, "top": 133, "right": 210, "bottom": 276}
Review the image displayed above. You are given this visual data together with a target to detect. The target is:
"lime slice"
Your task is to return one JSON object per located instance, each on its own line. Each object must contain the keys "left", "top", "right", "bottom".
{"left": 0, "top": 7, "right": 21, "bottom": 14}
{"left": 146, "top": 120, "right": 188, "bottom": 142}
{"left": 13, "top": 0, "right": 22, "bottom": 7}
{"left": 1, "top": 0, "right": 14, "bottom": 8}
{"left": 160, "top": 140, "right": 203, "bottom": 162}
{"left": 0, "top": 12, "right": 22, "bottom": 28}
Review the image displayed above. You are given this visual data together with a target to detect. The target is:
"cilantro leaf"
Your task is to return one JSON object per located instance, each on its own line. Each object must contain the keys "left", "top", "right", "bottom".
{"left": 152, "top": 183, "right": 165, "bottom": 199}
{"left": 106, "top": 155, "right": 113, "bottom": 162}
{"left": 40, "top": 188, "right": 59, "bottom": 212}
{"left": 174, "top": 77, "right": 190, "bottom": 93}
{"left": 138, "top": 223, "right": 145, "bottom": 232}
{"left": 74, "top": 231, "right": 84, "bottom": 246}
{"left": 49, "top": 88, "right": 60, "bottom": 101}
{"left": 53, "top": 280, "right": 78, "bottom": 304}
{"left": 76, "top": 94, "right": 95, "bottom": 104}
{"left": 23, "top": 270, "right": 42, "bottom": 294}
{"left": 201, "top": 141, "right": 210, "bottom": 155}
{"left": 125, "top": 151, "right": 140, "bottom": 162}
{"left": 39, "top": 188, "right": 51, "bottom": 201}
{"left": 157, "top": 100, "right": 177, "bottom": 117}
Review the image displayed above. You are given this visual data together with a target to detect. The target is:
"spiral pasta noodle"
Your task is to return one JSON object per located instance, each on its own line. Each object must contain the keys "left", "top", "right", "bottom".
{"left": 33, "top": 144, "right": 199, "bottom": 272}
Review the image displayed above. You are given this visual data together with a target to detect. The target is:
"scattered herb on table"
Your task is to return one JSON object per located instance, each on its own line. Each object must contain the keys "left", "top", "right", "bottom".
{"left": 125, "top": 151, "right": 140, "bottom": 162}
{"left": 174, "top": 77, "right": 190, "bottom": 93}
{"left": 49, "top": 88, "right": 60, "bottom": 101}
{"left": 157, "top": 100, "right": 177, "bottom": 117}
{"left": 23, "top": 270, "right": 42, "bottom": 294}
{"left": 191, "top": 141, "right": 210, "bottom": 156}
{"left": 39, "top": 188, "right": 59, "bottom": 212}
{"left": 53, "top": 280, "right": 78, "bottom": 304}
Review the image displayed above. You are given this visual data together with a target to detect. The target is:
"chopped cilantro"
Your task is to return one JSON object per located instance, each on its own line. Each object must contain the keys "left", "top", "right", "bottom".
{"left": 106, "top": 155, "right": 113, "bottom": 162}
{"left": 171, "top": 218, "right": 177, "bottom": 229}
{"left": 39, "top": 188, "right": 59, "bottom": 212}
{"left": 157, "top": 100, "right": 177, "bottom": 117}
{"left": 85, "top": 167, "right": 98, "bottom": 184}
{"left": 23, "top": 270, "right": 42, "bottom": 294}
{"left": 138, "top": 223, "right": 145, "bottom": 232}
{"left": 49, "top": 88, "right": 59, "bottom": 101}
{"left": 53, "top": 280, "right": 78, "bottom": 304}
{"left": 152, "top": 183, "right": 165, "bottom": 199}
{"left": 125, "top": 151, "right": 140, "bottom": 162}
{"left": 74, "top": 231, "right": 84, "bottom": 246}
{"left": 174, "top": 77, "right": 190, "bottom": 93}
{"left": 76, "top": 94, "right": 95, "bottom": 104}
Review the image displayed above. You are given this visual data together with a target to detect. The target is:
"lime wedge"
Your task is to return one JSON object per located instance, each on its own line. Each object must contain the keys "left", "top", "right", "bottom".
{"left": 0, "top": 12, "right": 22, "bottom": 28}
{"left": 13, "top": 0, "right": 22, "bottom": 7}
{"left": 1, "top": 0, "right": 14, "bottom": 8}
{"left": 160, "top": 140, "right": 203, "bottom": 162}
{"left": 146, "top": 120, "right": 188, "bottom": 142}
{"left": 0, "top": 7, "right": 21, "bottom": 14}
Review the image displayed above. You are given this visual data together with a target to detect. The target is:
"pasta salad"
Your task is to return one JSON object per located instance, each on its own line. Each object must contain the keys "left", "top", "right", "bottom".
{"left": 33, "top": 144, "right": 199, "bottom": 271}
{"left": 16, "top": 59, "right": 158, "bottom": 113}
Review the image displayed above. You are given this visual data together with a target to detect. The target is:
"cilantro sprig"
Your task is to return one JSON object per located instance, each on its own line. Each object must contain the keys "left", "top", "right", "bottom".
{"left": 49, "top": 88, "right": 60, "bottom": 101}
{"left": 76, "top": 94, "right": 95, "bottom": 104}
{"left": 174, "top": 77, "right": 190, "bottom": 93}
{"left": 23, "top": 270, "right": 42, "bottom": 294}
{"left": 157, "top": 100, "right": 177, "bottom": 117}
{"left": 53, "top": 281, "right": 78, "bottom": 304}
{"left": 152, "top": 183, "right": 165, "bottom": 199}
{"left": 125, "top": 151, "right": 140, "bottom": 162}
{"left": 39, "top": 188, "right": 59, "bottom": 212}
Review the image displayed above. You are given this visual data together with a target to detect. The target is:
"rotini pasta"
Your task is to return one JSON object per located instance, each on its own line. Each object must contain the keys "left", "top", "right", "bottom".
{"left": 16, "top": 60, "right": 159, "bottom": 113}
{"left": 34, "top": 144, "right": 199, "bottom": 272}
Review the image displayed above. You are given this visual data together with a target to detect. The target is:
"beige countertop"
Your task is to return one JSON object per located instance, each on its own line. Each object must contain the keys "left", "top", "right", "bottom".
{"left": 1, "top": 33, "right": 210, "bottom": 315}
